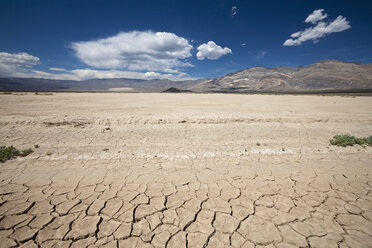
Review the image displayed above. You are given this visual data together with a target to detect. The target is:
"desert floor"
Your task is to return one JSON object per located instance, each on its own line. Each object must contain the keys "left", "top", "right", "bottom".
{"left": 0, "top": 93, "right": 371, "bottom": 248}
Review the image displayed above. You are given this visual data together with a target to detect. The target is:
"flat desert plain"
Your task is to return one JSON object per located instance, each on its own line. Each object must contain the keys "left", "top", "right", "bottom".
{"left": 0, "top": 93, "right": 372, "bottom": 248}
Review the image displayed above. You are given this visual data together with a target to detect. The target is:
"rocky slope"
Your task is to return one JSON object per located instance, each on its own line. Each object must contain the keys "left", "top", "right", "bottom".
{"left": 191, "top": 60, "right": 372, "bottom": 92}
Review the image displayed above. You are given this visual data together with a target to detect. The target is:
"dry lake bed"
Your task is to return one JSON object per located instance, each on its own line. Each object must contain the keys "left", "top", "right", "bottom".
{"left": 0, "top": 92, "right": 371, "bottom": 248}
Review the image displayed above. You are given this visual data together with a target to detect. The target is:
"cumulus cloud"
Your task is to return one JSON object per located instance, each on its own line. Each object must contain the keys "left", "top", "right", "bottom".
{"left": 0, "top": 52, "right": 40, "bottom": 77}
{"left": 284, "top": 10, "right": 351, "bottom": 46}
{"left": 6, "top": 67, "right": 195, "bottom": 81}
{"left": 0, "top": 51, "right": 195, "bottom": 81}
{"left": 196, "top": 41, "right": 232, "bottom": 60}
{"left": 305, "top": 9, "right": 327, "bottom": 24}
{"left": 71, "top": 69, "right": 197, "bottom": 80}
{"left": 231, "top": 6, "right": 237, "bottom": 17}
{"left": 70, "top": 31, "right": 193, "bottom": 72}
{"left": 0, "top": 52, "right": 39, "bottom": 66}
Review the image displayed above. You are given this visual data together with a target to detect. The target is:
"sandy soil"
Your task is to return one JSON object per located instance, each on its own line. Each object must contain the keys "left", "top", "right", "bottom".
{"left": 0, "top": 92, "right": 371, "bottom": 248}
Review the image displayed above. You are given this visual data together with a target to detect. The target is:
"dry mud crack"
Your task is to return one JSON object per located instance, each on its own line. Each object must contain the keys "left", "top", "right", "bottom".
{"left": 0, "top": 93, "right": 372, "bottom": 248}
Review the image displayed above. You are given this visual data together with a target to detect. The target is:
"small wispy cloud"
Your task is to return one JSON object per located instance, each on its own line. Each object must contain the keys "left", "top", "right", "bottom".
{"left": 256, "top": 50, "right": 267, "bottom": 60}
{"left": 196, "top": 41, "right": 232, "bottom": 60}
{"left": 305, "top": 9, "right": 327, "bottom": 24}
{"left": 49, "top": 67, "right": 68, "bottom": 72}
{"left": 231, "top": 6, "right": 237, "bottom": 18}
{"left": 241, "top": 43, "right": 246, "bottom": 46}
{"left": 283, "top": 9, "right": 351, "bottom": 46}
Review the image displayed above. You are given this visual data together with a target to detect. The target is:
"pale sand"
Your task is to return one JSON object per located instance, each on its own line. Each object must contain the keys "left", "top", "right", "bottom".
{"left": 0, "top": 93, "right": 371, "bottom": 247}
{"left": 108, "top": 87, "right": 135, "bottom": 92}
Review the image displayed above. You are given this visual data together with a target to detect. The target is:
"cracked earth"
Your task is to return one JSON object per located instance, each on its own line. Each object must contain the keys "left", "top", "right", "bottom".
{"left": 0, "top": 93, "right": 372, "bottom": 248}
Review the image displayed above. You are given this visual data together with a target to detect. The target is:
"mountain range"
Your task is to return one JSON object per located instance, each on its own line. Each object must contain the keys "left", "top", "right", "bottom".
{"left": 1, "top": 60, "right": 372, "bottom": 93}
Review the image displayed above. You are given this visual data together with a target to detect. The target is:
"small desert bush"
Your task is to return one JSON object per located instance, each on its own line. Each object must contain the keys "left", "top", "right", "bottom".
{"left": 0, "top": 146, "right": 20, "bottom": 162}
{"left": 0, "top": 146, "right": 34, "bottom": 162}
{"left": 20, "top": 148, "right": 34, "bottom": 157}
{"left": 364, "top": 136, "right": 372, "bottom": 146}
{"left": 330, "top": 134, "right": 372, "bottom": 147}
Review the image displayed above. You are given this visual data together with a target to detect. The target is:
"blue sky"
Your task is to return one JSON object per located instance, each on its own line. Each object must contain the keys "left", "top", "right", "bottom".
{"left": 0, "top": 0, "right": 371, "bottom": 80}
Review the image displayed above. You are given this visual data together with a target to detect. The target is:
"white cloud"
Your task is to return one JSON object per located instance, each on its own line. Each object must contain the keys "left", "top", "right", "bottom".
{"left": 0, "top": 52, "right": 40, "bottom": 77}
{"left": 284, "top": 11, "right": 351, "bottom": 46}
{"left": 0, "top": 52, "right": 39, "bottom": 66}
{"left": 305, "top": 9, "right": 327, "bottom": 24}
{"left": 283, "top": 39, "right": 301, "bottom": 46}
{"left": 9, "top": 67, "right": 196, "bottom": 81}
{"left": 241, "top": 43, "right": 246, "bottom": 46}
{"left": 196, "top": 41, "right": 232, "bottom": 60}
{"left": 0, "top": 51, "right": 196, "bottom": 81}
{"left": 70, "top": 31, "right": 193, "bottom": 72}
{"left": 68, "top": 67, "right": 196, "bottom": 80}
{"left": 49, "top": 67, "right": 68, "bottom": 72}
{"left": 231, "top": 6, "right": 237, "bottom": 17}
{"left": 256, "top": 50, "right": 267, "bottom": 59}
{"left": 164, "top": 68, "right": 180, "bottom": 74}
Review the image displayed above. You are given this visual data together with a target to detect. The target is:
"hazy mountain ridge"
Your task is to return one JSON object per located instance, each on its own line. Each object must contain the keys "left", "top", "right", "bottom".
{"left": 0, "top": 77, "right": 202, "bottom": 92}
{"left": 191, "top": 60, "right": 372, "bottom": 92}
{"left": 1, "top": 60, "right": 372, "bottom": 92}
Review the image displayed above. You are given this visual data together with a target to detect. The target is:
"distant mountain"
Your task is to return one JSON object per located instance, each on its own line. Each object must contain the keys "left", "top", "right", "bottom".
{"left": 1, "top": 60, "right": 372, "bottom": 93}
{"left": 0, "top": 77, "right": 202, "bottom": 92}
{"left": 191, "top": 60, "right": 372, "bottom": 92}
{"left": 0, "top": 78, "right": 73, "bottom": 91}
{"left": 162, "top": 87, "right": 192, "bottom": 93}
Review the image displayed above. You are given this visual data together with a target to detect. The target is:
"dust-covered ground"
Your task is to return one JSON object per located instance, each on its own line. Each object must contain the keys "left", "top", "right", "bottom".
{"left": 0, "top": 93, "right": 371, "bottom": 248}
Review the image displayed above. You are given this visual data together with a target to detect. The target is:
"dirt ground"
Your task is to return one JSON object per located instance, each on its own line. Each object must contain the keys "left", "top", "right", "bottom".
{"left": 0, "top": 93, "right": 371, "bottom": 248}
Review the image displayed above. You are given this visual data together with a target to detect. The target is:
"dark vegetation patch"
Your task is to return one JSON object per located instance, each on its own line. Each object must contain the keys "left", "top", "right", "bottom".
{"left": 35, "top": 92, "right": 53, "bottom": 95}
{"left": 0, "top": 146, "right": 34, "bottom": 162}
{"left": 43, "top": 120, "right": 91, "bottom": 128}
{"left": 330, "top": 134, "right": 372, "bottom": 147}
{"left": 162, "top": 87, "right": 192, "bottom": 93}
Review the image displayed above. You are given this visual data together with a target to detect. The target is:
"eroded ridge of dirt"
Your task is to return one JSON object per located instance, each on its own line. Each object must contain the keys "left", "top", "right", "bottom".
{"left": 0, "top": 93, "right": 371, "bottom": 247}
